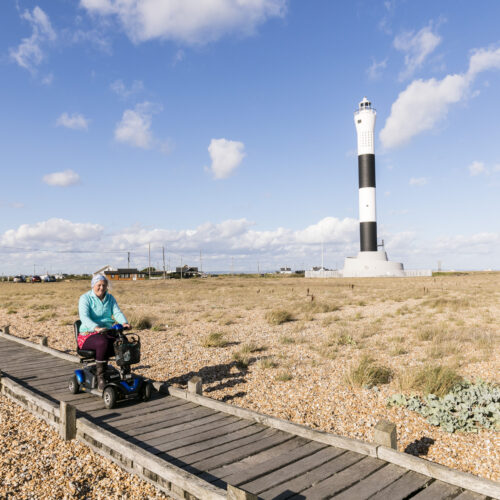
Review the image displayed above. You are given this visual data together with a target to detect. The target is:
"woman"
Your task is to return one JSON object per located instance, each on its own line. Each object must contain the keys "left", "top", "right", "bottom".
{"left": 78, "top": 274, "right": 130, "bottom": 389}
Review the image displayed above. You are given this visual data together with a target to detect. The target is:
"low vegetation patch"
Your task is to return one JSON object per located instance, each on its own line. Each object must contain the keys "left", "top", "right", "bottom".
{"left": 265, "top": 309, "right": 293, "bottom": 325}
{"left": 201, "top": 332, "right": 229, "bottom": 348}
{"left": 232, "top": 351, "right": 250, "bottom": 370}
{"left": 387, "top": 379, "right": 500, "bottom": 433}
{"left": 345, "top": 355, "right": 392, "bottom": 388}
{"left": 258, "top": 357, "right": 278, "bottom": 369}
{"left": 131, "top": 315, "right": 153, "bottom": 330}
{"left": 398, "top": 364, "right": 462, "bottom": 397}
{"left": 275, "top": 370, "right": 293, "bottom": 382}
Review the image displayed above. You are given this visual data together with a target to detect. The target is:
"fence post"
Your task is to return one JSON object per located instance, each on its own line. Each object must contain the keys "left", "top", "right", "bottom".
{"left": 374, "top": 420, "right": 397, "bottom": 449}
{"left": 188, "top": 376, "right": 202, "bottom": 395}
{"left": 3, "top": 325, "right": 10, "bottom": 335}
{"left": 59, "top": 401, "right": 76, "bottom": 441}
{"left": 40, "top": 336, "right": 48, "bottom": 346}
{"left": 227, "top": 485, "right": 258, "bottom": 500}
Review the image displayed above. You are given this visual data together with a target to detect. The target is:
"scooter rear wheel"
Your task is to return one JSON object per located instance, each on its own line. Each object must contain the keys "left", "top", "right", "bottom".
{"left": 103, "top": 386, "right": 117, "bottom": 409}
{"left": 68, "top": 375, "right": 79, "bottom": 394}
{"left": 142, "top": 382, "right": 152, "bottom": 402}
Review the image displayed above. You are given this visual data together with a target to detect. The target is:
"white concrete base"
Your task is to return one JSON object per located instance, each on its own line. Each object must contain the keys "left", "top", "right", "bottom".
{"left": 343, "top": 250, "right": 405, "bottom": 277}
{"left": 305, "top": 250, "right": 432, "bottom": 278}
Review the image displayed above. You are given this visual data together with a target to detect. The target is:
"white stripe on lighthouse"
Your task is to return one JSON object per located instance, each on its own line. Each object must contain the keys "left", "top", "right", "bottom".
{"left": 358, "top": 187, "right": 376, "bottom": 222}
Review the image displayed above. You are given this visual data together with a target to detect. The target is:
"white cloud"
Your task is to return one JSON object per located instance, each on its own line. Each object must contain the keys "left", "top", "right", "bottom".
{"left": 80, "top": 0, "right": 287, "bottom": 45}
{"left": 110, "top": 79, "right": 144, "bottom": 98}
{"left": 0, "top": 218, "right": 103, "bottom": 247}
{"left": 114, "top": 102, "right": 160, "bottom": 149}
{"left": 41, "top": 73, "right": 54, "bottom": 85}
{"left": 409, "top": 177, "right": 428, "bottom": 186}
{"left": 468, "top": 161, "right": 487, "bottom": 176}
{"left": 10, "top": 6, "right": 56, "bottom": 73}
{"left": 207, "top": 138, "right": 245, "bottom": 179}
{"left": 394, "top": 23, "right": 441, "bottom": 80}
{"left": 42, "top": 170, "right": 81, "bottom": 187}
{"left": 367, "top": 58, "right": 387, "bottom": 80}
{"left": 56, "top": 112, "right": 89, "bottom": 130}
{"left": 380, "top": 46, "right": 500, "bottom": 149}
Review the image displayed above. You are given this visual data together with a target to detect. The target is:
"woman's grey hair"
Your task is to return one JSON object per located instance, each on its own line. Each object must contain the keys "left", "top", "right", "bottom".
{"left": 91, "top": 274, "right": 108, "bottom": 288}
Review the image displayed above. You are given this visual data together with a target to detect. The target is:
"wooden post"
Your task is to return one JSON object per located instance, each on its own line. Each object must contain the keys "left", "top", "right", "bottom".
{"left": 40, "top": 336, "right": 48, "bottom": 346}
{"left": 0, "top": 370, "right": 2, "bottom": 391}
{"left": 374, "top": 419, "right": 397, "bottom": 449}
{"left": 227, "top": 484, "right": 258, "bottom": 500}
{"left": 59, "top": 401, "right": 76, "bottom": 441}
{"left": 188, "top": 376, "right": 202, "bottom": 395}
{"left": 3, "top": 325, "right": 10, "bottom": 335}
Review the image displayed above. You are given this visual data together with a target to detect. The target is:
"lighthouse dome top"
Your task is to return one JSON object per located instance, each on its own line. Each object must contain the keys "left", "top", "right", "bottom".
{"left": 359, "top": 97, "right": 372, "bottom": 109}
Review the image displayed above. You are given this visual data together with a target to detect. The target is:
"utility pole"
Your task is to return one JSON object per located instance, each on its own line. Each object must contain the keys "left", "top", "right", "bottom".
{"left": 257, "top": 261, "right": 260, "bottom": 274}
{"left": 127, "top": 252, "right": 130, "bottom": 268}
{"left": 321, "top": 240, "right": 324, "bottom": 270}
{"left": 200, "top": 250, "right": 202, "bottom": 273}
{"left": 231, "top": 257, "right": 234, "bottom": 276}
{"left": 162, "top": 246, "right": 166, "bottom": 279}
{"left": 180, "top": 256, "right": 183, "bottom": 279}
{"left": 148, "top": 243, "right": 151, "bottom": 279}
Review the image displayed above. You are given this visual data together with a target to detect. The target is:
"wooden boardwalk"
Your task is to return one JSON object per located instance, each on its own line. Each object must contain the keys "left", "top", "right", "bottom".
{"left": 0, "top": 334, "right": 498, "bottom": 500}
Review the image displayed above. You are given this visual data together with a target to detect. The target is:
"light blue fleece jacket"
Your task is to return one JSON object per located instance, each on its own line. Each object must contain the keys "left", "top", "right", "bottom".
{"left": 78, "top": 290, "right": 128, "bottom": 333}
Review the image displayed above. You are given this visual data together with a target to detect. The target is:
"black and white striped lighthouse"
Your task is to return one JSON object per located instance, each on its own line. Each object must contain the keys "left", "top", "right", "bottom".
{"left": 354, "top": 97, "right": 377, "bottom": 252}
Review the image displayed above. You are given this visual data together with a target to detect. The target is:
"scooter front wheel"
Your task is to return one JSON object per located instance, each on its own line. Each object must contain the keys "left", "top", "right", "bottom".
{"left": 103, "top": 386, "right": 117, "bottom": 409}
{"left": 68, "top": 375, "right": 79, "bottom": 394}
{"left": 142, "top": 381, "right": 153, "bottom": 402}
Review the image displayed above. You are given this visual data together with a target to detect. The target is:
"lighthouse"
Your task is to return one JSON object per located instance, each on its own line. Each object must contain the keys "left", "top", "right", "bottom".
{"left": 355, "top": 97, "right": 377, "bottom": 252}
{"left": 341, "top": 96, "right": 405, "bottom": 277}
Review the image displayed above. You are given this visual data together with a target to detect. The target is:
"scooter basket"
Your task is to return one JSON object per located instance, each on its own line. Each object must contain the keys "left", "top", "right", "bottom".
{"left": 114, "top": 336, "right": 141, "bottom": 366}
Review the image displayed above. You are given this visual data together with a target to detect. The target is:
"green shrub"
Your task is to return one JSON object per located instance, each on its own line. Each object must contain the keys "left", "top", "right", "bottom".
{"left": 266, "top": 309, "right": 293, "bottom": 325}
{"left": 132, "top": 315, "right": 153, "bottom": 330}
{"left": 232, "top": 351, "right": 250, "bottom": 370}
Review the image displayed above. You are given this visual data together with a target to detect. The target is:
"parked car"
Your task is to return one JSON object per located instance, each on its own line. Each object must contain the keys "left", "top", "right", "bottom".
{"left": 13, "top": 275, "right": 25, "bottom": 283}
{"left": 31, "top": 275, "right": 42, "bottom": 283}
{"left": 42, "top": 275, "right": 56, "bottom": 282}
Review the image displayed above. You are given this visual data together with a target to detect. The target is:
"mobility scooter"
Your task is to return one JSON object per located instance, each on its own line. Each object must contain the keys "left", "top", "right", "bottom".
{"left": 69, "top": 321, "right": 153, "bottom": 409}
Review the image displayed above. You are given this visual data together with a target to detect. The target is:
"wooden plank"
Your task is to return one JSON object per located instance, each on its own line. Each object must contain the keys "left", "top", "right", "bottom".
{"left": 87, "top": 395, "right": 180, "bottom": 419}
{"left": 238, "top": 445, "right": 342, "bottom": 494}
{"left": 377, "top": 447, "right": 500, "bottom": 498}
{"left": 92, "top": 397, "right": 186, "bottom": 424}
{"left": 146, "top": 419, "right": 255, "bottom": 454}
{"left": 117, "top": 405, "right": 213, "bottom": 434}
{"left": 332, "top": 463, "right": 407, "bottom": 499}
{"left": 369, "top": 470, "right": 433, "bottom": 500}
{"left": 111, "top": 401, "right": 198, "bottom": 429}
{"left": 185, "top": 429, "right": 293, "bottom": 472}
{"left": 224, "top": 441, "right": 329, "bottom": 487}
{"left": 453, "top": 491, "right": 489, "bottom": 500}
{"left": 168, "top": 424, "right": 263, "bottom": 459}
{"left": 259, "top": 450, "right": 363, "bottom": 500}
{"left": 205, "top": 436, "right": 309, "bottom": 479}
{"left": 169, "top": 387, "right": 378, "bottom": 458}
{"left": 171, "top": 428, "right": 278, "bottom": 466}
{"left": 144, "top": 416, "right": 240, "bottom": 448}
{"left": 2, "top": 357, "right": 70, "bottom": 371}
{"left": 295, "top": 456, "right": 386, "bottom": 499}
{"left": 129, "top": 412, "right": 230, "bottom": 443}
{"left": 410, "top": 480, "right": 462, "bottom": 499}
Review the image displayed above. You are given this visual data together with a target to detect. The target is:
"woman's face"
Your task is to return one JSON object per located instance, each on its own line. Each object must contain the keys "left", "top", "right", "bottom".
{"left": 93, "top": 280, "right": 108, "bottom": 299}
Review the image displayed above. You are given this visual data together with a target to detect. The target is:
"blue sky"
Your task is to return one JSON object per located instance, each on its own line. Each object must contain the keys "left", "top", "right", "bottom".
{"left": 1, "top": 0, "right": 499, "bottom": 274}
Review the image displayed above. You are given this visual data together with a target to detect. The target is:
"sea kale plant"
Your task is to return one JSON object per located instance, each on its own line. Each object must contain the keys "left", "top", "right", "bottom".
{"left": 387, "top": 380, "right": 500, "bottom": 433}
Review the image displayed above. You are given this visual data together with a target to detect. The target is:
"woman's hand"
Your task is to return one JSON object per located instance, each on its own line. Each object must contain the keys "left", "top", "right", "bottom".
{"left": 95, "top": 326, "right": 106, "bottom": 333}
{"left": 123, "top": 323, "right": 131, "bottom": 330}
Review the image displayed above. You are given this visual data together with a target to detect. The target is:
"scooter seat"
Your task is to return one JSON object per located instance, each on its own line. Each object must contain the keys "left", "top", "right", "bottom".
{"left": 77, "top": 348, "right": 96, "bottom": 359}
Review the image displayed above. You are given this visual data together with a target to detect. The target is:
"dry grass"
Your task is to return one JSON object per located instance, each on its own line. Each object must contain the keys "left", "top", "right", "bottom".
{"left": 265, "top": 309, "right": 293, "bottom": 325}
{"left": 345, "top": 355, "right": 393, "bottom": 388}
{"left": 397, "top": 364, "right": 462, "bottom": 397}
{"left": 200, "top": 332, "right": 229, "bottom": 348}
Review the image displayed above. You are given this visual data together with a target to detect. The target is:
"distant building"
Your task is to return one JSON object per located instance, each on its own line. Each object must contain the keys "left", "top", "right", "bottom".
{"left": 104, "top": 268, "right": 145, "bottom": 281}
{"left": 279, "top": 267, "right": 292, "bottom": 274}
{"left": 175, "top": 265, "right": 200, "bottom": 278}
{"left": 93, "top": 265, "right": 116, "bottom": 277}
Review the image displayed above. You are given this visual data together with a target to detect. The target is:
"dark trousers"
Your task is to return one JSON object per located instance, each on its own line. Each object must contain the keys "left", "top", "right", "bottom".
{"left": 81, "top": 332, "right": 116, "bottom": 361}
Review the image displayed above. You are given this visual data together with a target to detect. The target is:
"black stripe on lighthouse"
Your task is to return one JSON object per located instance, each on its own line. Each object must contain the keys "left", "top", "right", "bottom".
{"left": 358, "top": 154, "right": 376, "bottom": 188}
{"left": 358, "top": 154, "right": 377, "bottom": 252}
